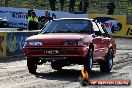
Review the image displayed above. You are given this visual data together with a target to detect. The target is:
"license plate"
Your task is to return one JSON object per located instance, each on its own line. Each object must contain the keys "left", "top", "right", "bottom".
{"left": 45, "top": 50, "right": 59, "bottom": 55}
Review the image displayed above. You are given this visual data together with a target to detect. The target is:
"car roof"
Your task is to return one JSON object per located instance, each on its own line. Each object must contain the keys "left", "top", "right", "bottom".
{"left": 53, "top": 18, "right": 94, "bottom": 21}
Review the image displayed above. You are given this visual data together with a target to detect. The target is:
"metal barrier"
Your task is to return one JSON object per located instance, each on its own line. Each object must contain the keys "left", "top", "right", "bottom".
{"left": 0, "top": 28, "right": 19, "bottom": 31}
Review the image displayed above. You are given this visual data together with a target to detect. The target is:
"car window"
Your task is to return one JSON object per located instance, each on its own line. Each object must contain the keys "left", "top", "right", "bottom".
{"left": 92, "top": 22, "right": 102, "bottom": 36}
{"left": 97, "top": 23, "right": 105, "bottom": 33}
{"left": 92, "top": 22, "right": 100, "bottom": 31}
{"left": 40, "top": 19, "right": 93, "bottom": 34}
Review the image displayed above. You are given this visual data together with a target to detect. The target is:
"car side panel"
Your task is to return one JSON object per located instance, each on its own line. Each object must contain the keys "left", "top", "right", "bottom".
{"left": 92, "top": 36, "right": 114, "bottom": 61}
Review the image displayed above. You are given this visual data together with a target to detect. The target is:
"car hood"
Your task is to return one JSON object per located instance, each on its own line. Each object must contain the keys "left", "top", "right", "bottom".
{"left": 26, "top": 33, "right": 90, "bottom": 40}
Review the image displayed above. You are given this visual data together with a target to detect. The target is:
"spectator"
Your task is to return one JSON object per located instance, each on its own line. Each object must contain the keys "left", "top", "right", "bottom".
{"left": 28, "top": 9, "right": 34, "bottom": 17}
{"left": 28, "top": 11, "right": 39, "bottom": 30}
{"left": 39, "top": 10, "right": 52, "bottom": 28}
{"left": 60, "top": 0, "right": 64, "bottom": 11}
{"left": 107, "top": 1, "right": 116, "bottom": 15}
{"left": 69, "top": 0, "right": 76, "bottom": 12}
{"left": 52, "top": 13, "right": 56, "bottom": 19}
{"left": 49, "top": 0, "right": 56, "bottom": 11}
{"left": 83, "top": 0, "right": 89, "bottom": 13}
{"left": 79, "top": 0, "right": 83, "bottom": 11}
{"left": 79, "top": 0, "right": 89, "bottom": 13}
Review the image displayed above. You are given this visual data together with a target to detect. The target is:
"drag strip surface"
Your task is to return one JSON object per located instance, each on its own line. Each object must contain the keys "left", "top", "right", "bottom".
{"left": 0, "top": 38, "right": 132, "bottom": 88}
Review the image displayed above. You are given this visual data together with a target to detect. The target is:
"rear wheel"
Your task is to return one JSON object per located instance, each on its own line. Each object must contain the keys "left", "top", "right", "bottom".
{"left": 27, "top": 58, "right": 37, "bottom": 74}
{"left": 100, "top": 49, "right": 113, "bottom": 73}
{"left": 84, "top": 49, "right": 93, "bottom": 72}
{"left": 51, "top": 61, "right": 62, "bottom": 71}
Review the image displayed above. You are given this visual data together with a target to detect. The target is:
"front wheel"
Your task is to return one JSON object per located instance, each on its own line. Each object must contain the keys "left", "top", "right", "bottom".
{"left": 84, "top": 49, "right": 93, "bottom": 72}
{"left": 27, "top": 58, "right": 37, "bottom": 74}
{"left": 100, "top": 49, "right": 113, "bottom": 73}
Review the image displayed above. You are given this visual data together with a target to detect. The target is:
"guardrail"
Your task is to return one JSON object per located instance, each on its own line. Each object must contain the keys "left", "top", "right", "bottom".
{"left": 0, "top": 28, "right": 19, "bottom": 31}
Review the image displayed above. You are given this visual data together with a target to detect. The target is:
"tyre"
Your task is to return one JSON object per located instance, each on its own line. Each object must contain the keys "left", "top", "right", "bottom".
{"left": 100, "top": 49, "right": 113, "bottom": 73}
{"left": 27, "top": 58, "right": 37, "bottom": 74}
{"left": 51, "top": 61, "right": 62, "bottom": 71}
{"left": 84, "top": 49, "right": 93, "bottom": 72}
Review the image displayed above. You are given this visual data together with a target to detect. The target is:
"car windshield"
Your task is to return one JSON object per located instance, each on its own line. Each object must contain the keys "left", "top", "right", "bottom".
{"left": 40, "top": 19, "right": 93, "bottom": 33}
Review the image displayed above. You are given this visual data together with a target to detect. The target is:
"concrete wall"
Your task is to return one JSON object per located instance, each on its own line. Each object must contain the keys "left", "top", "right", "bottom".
{"left": 0, "top": 30, "right": 39, "bottom": 56}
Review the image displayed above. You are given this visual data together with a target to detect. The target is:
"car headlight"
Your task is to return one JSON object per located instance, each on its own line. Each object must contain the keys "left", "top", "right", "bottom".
{"left": 63, "top": 40, "right": 83, "bottom": 46}
{"left": 24, "top": 41, "right": 28, "bottom": 46}
{"left": 24, "top": 41, "right": 43, "bottom": 46}
{"left": 77, "top": 41, "right": 83, "bottom": 46}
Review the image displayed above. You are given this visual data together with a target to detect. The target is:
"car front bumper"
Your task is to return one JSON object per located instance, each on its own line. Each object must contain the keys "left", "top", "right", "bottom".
{"left": 23, "top": 45, "right": 88, "bottom": 58}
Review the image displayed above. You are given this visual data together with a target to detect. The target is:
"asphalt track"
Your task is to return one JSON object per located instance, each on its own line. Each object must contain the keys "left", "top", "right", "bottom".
{"left": 0, "top": 38, "right": 132, "bottom": 88}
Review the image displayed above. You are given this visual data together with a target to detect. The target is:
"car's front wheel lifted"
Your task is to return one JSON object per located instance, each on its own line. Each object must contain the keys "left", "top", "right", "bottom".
{"left": 84, "top": 49, "right": 93, "bottom": 72}
{"left": 27, "top": 58, "right": 37, "bottom": 74}
{"left": 100, "top": 49, "right": 113, "bottom": 73}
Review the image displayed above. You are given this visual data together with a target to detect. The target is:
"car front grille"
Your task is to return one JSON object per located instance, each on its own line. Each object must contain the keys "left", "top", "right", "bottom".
{"left": 27, "top": 48, "right": 77, "bottom": 51}
{"left": 27, "top": 47, "right": 79, "bottom": 55}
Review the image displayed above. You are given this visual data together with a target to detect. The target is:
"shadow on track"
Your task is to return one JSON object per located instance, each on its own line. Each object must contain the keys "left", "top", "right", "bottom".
{"left": 35, "top": 69, "right": 117, "bottom": 82}
{"left": 0, "top": 56, "right": 26, "bottom": 63}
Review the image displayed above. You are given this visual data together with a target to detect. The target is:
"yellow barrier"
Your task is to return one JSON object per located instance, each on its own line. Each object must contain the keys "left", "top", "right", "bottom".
{"left": 89, "top": 14, "right": 132, "bottom": 38}
{"left": 126, "top": 25, "right": 132, "bottom": 38}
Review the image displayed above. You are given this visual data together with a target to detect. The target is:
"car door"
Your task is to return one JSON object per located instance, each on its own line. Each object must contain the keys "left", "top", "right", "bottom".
{"left": 92, "top": 22, "right": 106, "bottom": 60}
{"left": 97, "top": 22, "right": 111, "bottom": 58}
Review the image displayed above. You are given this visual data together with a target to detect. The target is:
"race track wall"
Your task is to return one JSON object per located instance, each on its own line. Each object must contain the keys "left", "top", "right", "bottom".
{"left": 0, "top": 31, "right": 38, "bottom": 57}
{"left": 0, "top": 7, "right": 87, "bottom": 29}
{"left": 89, "top": 14, "right": 132, "bottom": 38}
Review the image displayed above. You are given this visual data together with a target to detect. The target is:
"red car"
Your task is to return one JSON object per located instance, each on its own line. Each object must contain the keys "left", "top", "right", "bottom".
{"left": 23, "top": 18, "right": 116, "bottom": 74}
